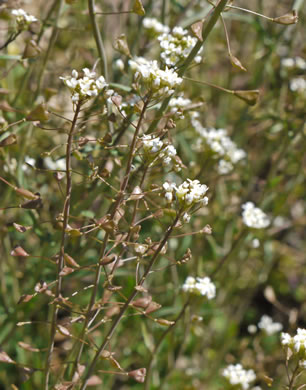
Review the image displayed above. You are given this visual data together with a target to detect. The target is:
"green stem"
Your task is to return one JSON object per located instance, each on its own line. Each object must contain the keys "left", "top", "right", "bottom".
{"left": 144, "top": 300, "right": 190, "bottom": 390}
{"left": 43, "top": 101, "right": 82, "bottom": 389}
{"left": 67, "top": 97, "right": 150, "bottom": 381}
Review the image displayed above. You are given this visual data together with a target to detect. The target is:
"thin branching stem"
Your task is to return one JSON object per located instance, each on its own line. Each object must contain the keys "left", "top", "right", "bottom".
{"left": 79, "top": 210, "right": 182, "bottom": 389}
{"left": 44, "top": 101, "right": 81, "bottom": 389}
{"left": 67, "top": 96, "right": 151, "bottom": 380}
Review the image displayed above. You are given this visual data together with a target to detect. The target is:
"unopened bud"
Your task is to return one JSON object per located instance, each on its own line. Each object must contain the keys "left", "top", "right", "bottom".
{"left": 114, "top": 34, "right": 131, "bottom": 57}
{"left": 155, "top": 318, "right": 175, "bottom": 326}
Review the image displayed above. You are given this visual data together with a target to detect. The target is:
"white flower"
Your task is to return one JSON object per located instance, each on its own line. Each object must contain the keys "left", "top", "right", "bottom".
{"left": 248, "top": 325, "right": 257, "bottom": 334}
{"left": 163, "top": 182, "right": 175, "bottom": 192}
{"left": 158, "top": 27, "right": 203, "bottom": 67}
{"left": 222, "top": 364, "right": 256, "bottom": 390}
{"left": 135, "top": 244, "right": 147, "bottom": 255}
{"left": 293, "top": 328, "right": 306, "bottom": 353}
{"left": 182, "top": 276, "right": 196, "bottom": 291}
{"left": 165, "top": 191, "right": 173, "bottom": 203}
{"left": 163, "top": 181, "right": 176, "bottom": 203}
{"left": 192, "top": 118, "right": 246, "bottom": 173}
{"left": 44, "top": 157, "right": 66, "bottom": 171}
{"left": 182, "top": 213, "right": 190, "bottom": 223}
{"left": 143, "top": 17, "right": 170, "bottom": 35}
{"left": 83, "top": 68, "right": 96, "bottom": 78}
{"left": 251, "top": 238, "right": 260, "bottom": 248}
{"left": 281, "top": 332, "right": 292, "bottom": 346}
{"left": 142, "top": 134, "right": 163, "bottom": 154}
{"left": 163, "top": 179, "right": 208, "bottom": 207}
{"left": 168, "top": 94, "right": 192, "bottom": 118}
{"left": 258, "top": 315, "right": 283, "bottom": 335}
{"left": 141, "top": 135, "right": 181, "bottom": 170}
{"left": 281, "top": 328, "right": 306, "bottom": 361}
{"left": 218, "top": 159, "right": 233, "bottom": 175}
{"left": 60, "top": 68, "right": 108, "bottom": 103}
{"left": 115, "top": 59, "right": 125, "bottom": 71}
{"left": 295, "top": 56, "right": 306, "bottom": 70}
{"left": 290, "top": 77, "right": 306, "bottom": 93}
{"left": 175, "top": 179, "right": 209, "bottom": 207}
{"left": 129, "top": 57, "right": 182, "bottom": 97}
{"left": 12, "top": 9, "right": 37, "bottom": 26}
{"left": 242, "top": 202, "right": 270, "bottom": 229}
{"left": 281, "top": 57, "right": 295, "bottom": 68}
{"left": 182, "top": 276, "right": 216, "bottom": 299}
{"left": 281, "top": 56, "right": 306, "bottom": 70}
{"left": 22, "top": 156, "right": 35, "bottom": 172}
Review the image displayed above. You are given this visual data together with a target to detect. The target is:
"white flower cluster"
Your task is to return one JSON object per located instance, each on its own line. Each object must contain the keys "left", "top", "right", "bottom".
{"left": 11, "top": 9, "right": 37, "bottom": 27}
{"left": 163, "top": 179, "right": 208, "bottom": 207}
{"left": 182, "top": 276, "right": 216, "bottom": 299}
{"left": 60, "top": 68, "right": 108, "bottom": 103}
{"left": 44, "top": 157, "right": 66, "bottom": 171}
{"left": 281, "top": 56, "right": 306, "bottom": 70}
{"left": 143, "top": 17, "right": 170, "bottom": 35}
{"left": 222, "top": 364, "right": 256, "bottom": 390}
{"left": 168, "top": 94, "right": 192, "bottom": 118}
{"left": 281, "top": 328, "right": 306, "bottom": 356}
{"left": 192, "top": 118, "right": 246, "bottom": 174}
{"left": 158, "top": 26, "right": 202, "bottom": 67}
{"left": 290, "top": 77, "right": 306, "bottom": 93}
{"left": 258, "top": 315, "right": 283, "bottom": 335}
{"left": 141, "top": 135, "right": 181, "bottom": 171}
{"left": 4, "top": 156, "right": 36, "bottom": 173}
{"left": 242, "top": 202, "right": 270, "bottom": 229}
{"left": 129, "top": 57, "right": 182, "bottom": 97}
